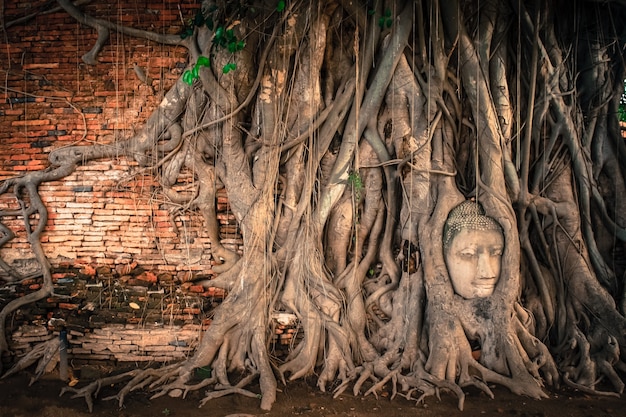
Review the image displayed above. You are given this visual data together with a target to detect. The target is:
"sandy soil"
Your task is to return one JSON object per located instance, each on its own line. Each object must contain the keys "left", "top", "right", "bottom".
{"left": 0, "top": 371, "right": 624, "bottom": 417}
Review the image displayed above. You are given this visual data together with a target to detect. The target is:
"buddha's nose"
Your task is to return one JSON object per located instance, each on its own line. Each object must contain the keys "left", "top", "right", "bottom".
{"left": 477, "top": 254, "right": 496, "bottom": 279}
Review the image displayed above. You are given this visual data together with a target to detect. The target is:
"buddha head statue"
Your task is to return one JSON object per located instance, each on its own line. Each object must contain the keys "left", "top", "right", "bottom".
{"left": 443, "top": 200, "right": 504, "bottom": 299}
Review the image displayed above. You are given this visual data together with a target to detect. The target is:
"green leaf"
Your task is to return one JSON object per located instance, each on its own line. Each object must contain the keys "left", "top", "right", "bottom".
{"left": 226, "top": 29, "right": 235, "bottom": 41}
{"left": 180, "top": 27, "right": 193, "bottom": 39}
{"left": 228, "top": 42, "right": 237, "bottom": 53}
{"left": 183, "top": 70, "right": 194, "bottom": 85}
{"left": 223, "top": 62, "right": 237, "bottom": 74}
{"left": 386, "top": 17, "right": 393, "bottom": 28}
{"left": 192, "top": 65, "right": 199, "bottom": 79}
{"left": 367, "top": 9, "right": 375, "bottom": 16}
{"left": 215, "top": 26, "right": 224, "bottom": 40}
{"left": 194, "top": 11, "right": 204, "bottom": 27}
{"left": 206, "top": 17, "right": 214, "bottom": 31}
{"left": 197, "top": 55, "right": 210, "bottom": 68}
{"left": 277, "top": 0, "right": 285, "bottom": 12}
{"left": 378, "top": 17, "right": 385, "bottom": 28}
{"left": 237, "top": 40, "right": 245, "bottom": 51}
{"left": 384, "top": 8, "right": 392, "bottom": 17}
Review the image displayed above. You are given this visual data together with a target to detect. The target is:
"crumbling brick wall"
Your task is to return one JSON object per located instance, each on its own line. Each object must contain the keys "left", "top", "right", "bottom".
{"left": 0, "top": 1, "right": 286, "bottom": 368}
{"left": 0, "top": 1, "right": 229, "bottom": 275}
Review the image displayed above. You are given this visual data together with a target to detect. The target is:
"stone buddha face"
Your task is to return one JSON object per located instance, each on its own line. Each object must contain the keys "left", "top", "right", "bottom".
{"left": 443, "top": 201, "right": 504, "bottom": 299}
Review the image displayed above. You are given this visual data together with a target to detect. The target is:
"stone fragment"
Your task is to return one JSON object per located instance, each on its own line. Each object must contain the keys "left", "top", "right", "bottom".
{"left": 168, "top": 389, "right": 183, "bottom": 398}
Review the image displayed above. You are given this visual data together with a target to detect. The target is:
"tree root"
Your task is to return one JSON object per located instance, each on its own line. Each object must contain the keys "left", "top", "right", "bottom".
{"left": 197, "top": 373, "right": 261, "bottom": 407}
{"left": 58, "top": 362, "right": 220, "bottom": 412}
{"left": 400, "top": 373, "right": 467, "bottom": 410}
{"left": 336, "top": 360, "right": 468, "bottom": 410}
{"left": 199, "top": 387, "right": 260, "bottom": 408}
{"left": 562, "top": 372, "right": 622, "bottom": 398}
{"left": 2, "top": 337, "right": 58, "bottom": 381}
{"left": 558, "top": 324, "right": 625, "bottom": 396}
{"left": 362, "top": 368, "right": 399, "bottom": 399}
{"left": 112, "top": 365, "right": 182, "bottom": 405}
{"left": 60, "top": 369, "right": 142, "bottom": 412}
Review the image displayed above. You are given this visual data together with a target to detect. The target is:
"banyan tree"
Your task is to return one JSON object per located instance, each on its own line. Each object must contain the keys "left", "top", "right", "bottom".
{"left": 1, "top": 0, "right": 626, "bottom": 411}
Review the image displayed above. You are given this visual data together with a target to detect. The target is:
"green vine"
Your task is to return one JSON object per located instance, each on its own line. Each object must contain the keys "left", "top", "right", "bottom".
{"left": 348, "top": 170, "right": 364, "bottom": 202}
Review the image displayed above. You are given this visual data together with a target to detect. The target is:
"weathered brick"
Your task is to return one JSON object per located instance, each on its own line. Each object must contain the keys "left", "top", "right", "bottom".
{"left": 11, "top": 119, "right": 51, "bottom": 127}
{"left": 0, "top": 1, "right": 217, "bottom": 284}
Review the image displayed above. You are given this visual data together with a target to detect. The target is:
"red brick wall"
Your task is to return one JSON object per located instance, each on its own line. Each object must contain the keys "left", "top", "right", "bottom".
{"left": 0, "top": 1, "right": 237, "bottom": 277}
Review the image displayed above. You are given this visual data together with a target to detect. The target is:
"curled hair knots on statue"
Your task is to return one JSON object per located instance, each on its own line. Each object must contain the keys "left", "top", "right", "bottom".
{"left": 443, "top": 200, "right": 503, "bottom": 250}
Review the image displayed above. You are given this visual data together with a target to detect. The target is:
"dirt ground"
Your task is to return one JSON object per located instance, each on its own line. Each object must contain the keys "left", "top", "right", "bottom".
{"left": 0, "top": 371, "right": 624, "bottom": 417}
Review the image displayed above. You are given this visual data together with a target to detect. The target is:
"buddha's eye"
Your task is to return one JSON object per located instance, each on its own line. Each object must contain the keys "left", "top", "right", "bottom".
{"left": 459, "top": 250, "right": 476, "bottom": 258}
{"left": 491, "top": 248, "right": 503, "bottom": 256}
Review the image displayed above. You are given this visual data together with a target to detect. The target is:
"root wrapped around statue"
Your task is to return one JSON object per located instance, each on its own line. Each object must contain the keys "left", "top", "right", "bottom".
{"left": 1, "top": 0, "right": 626, "bottom": 412}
